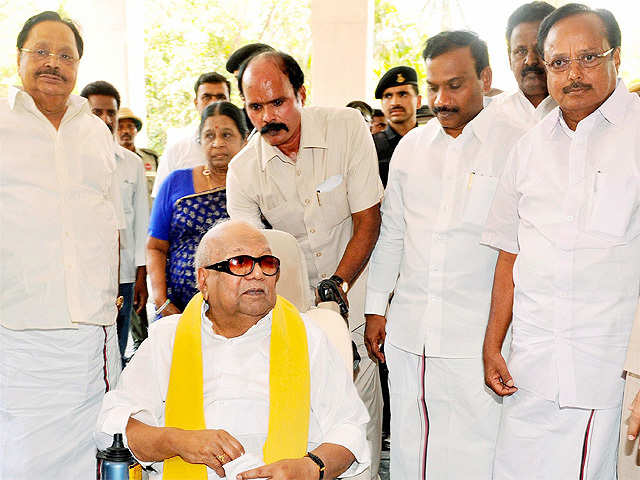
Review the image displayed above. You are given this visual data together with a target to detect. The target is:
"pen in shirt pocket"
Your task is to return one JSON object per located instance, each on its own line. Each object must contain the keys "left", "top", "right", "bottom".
{"left": 316, "top": 190, "right": 321, "bottom": 206}
{"left": 467, "top": 171, "right": 476, "bottom": 189}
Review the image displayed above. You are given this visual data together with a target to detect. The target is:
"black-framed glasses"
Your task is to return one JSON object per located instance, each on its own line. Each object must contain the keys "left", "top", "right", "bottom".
{"left": 204, "top": 255, "right": 280, "bottom": 277}
{"left": 20, "top": 48, "right": 78, "bottom": 65}
{"left": 543, "top": 47, "right": 615, "bottom": 73}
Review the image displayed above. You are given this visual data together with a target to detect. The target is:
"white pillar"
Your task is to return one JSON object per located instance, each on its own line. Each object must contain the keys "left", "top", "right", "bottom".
{"left": 68, "top": 0, "right": 148, "bottom": 141}
{"left": 310, "top": 0, "right": 373, "bottom": 107}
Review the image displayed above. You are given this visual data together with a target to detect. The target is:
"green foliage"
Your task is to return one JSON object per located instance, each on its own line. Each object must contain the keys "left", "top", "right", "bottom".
{"left": 144, "top": 0, "right": 311, "bottom": 154}
{"left": 373, "top": 0, "right": 428, "bottom": 87}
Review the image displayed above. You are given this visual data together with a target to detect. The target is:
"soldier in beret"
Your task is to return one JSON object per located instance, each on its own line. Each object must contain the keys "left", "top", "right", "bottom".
{"left": 373, "top": 66, "right": 421, "bottom": 186}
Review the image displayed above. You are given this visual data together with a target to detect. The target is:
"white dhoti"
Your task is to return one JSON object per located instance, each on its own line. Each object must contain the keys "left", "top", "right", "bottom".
{"left": 386, "top": 342, "right": 501, "bottom": 479}
{"left": 0, "top": 324, "right": 120, "bottom": 479}
{"left": 494, "top": 387, "right": 621, "bottom": 480}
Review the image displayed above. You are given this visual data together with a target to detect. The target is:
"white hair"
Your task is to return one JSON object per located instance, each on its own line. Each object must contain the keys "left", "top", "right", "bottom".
{"left": 193, "top": 218, "right": 232, "bottom": 273}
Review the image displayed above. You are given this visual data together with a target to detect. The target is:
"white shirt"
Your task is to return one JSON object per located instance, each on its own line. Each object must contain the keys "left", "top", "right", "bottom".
{"left": 151, "top": 124, "right": 205, "bottom": 197}
{"left": 116, "top": 144, "right": 150, "bottom": 283}
{"left": 96, "top": 305, "right": 371, "bottom": 479}
{"left": 365, "top": 103, "right": 525, "bottom": 357}
{"left": 489, "top": 89, "right": 557, "bottom": 130}
{"left": 0, "top": 87, "right": 124, "bottom": 330}
{"left": 482, "top": 80, "right": 640, "bottom": 409}
{"left": 227, "top": 107, "right": 384, "bottom": 330}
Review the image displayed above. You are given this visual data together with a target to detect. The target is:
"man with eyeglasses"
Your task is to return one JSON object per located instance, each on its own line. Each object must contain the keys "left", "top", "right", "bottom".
{"left": 490, "top": 2, "right": 557, "bottom": 129}
{"left": 0, "top": 11, "right": 124, "bottom": 479}
{"left": 97, "top": 219, "right": 371, "bottom": 479}
{"left": 482, "top": 4, "right": 640, "bottom": 478}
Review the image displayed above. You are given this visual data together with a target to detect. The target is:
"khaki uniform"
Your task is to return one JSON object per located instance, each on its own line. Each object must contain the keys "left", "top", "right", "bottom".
{"left": 227, "top": 106, "right": 384, "bottom": 479}
{"left": 135, "top": 147, "right": 159, "bottom": 203}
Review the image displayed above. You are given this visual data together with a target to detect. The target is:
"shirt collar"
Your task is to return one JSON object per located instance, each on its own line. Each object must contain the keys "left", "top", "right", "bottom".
{"left": 201, "top": 299, "right": 272, "bottom": 339}
{"left": 259, "top": 107, "right": 327, "bottom": 170}
{"left": 543, "top": 78, "right": 628, "bottom": 137}
{"left": 433, "top": 105, "right": 491, "bottom": 144}
{"left": 9, "top": 85, "right": 90, "bottom": 119}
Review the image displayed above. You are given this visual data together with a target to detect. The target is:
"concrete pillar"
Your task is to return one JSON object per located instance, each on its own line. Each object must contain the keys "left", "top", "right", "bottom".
{"left": 68, "top": 0, "right": 148, "bottom": 142}
{"left": 310, "top": 0, "right": 373, "bottom": 107}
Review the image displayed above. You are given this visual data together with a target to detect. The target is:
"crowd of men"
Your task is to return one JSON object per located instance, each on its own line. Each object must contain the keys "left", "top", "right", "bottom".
{"left": 1, "top": 2, "right": 639, "bottom": 479}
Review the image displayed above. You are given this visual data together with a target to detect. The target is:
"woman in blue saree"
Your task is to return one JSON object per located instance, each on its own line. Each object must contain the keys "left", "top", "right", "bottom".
{"left": 147, "top": 102, "right": 248, "bottom": 317}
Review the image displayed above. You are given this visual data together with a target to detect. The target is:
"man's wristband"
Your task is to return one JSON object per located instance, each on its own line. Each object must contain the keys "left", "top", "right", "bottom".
{"left": 305, "top": 451, "right": 325, "bottom": 479}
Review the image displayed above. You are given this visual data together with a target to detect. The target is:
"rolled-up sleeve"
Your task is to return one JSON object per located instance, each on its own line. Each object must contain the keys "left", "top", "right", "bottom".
{"left": 481, "top": 142, "right": 522, "bottom": 254}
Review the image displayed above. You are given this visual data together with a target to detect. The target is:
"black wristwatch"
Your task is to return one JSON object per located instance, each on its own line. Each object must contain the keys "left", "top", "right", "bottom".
{"left": 305, "top": 451, "right": 326, "bottom": 479}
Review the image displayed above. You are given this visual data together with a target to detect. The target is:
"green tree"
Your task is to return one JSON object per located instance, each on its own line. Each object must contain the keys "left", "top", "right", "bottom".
{"left": 144, "top": 0, "right": 311, "bottom": 153}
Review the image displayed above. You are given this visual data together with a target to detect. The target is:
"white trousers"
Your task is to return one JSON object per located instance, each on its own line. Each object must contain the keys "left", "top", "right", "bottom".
{"left": 0, "top": 324, "right": 120, "bottom": 480}
{"left": 494, "top": 387, "right": 621, "bottom": 480}
{"left": 386, "top": 343, "right": 502, "bottom": 480}
{"left": 352, "top": 325, "right": 383, "bottom": 480}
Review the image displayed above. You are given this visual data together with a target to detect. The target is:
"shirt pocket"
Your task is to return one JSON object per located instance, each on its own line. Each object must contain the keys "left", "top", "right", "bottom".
{"left": 585, "top": 169, "right": 638, "bottom": 239}
{"left": 462, "top": 172, "right": 499, "bottom": 226}
{"left": 121, "top": 179, "right": 136, "bottom": 214}
{"left": 318, "top": 175, "right": 351, "bottom": 227}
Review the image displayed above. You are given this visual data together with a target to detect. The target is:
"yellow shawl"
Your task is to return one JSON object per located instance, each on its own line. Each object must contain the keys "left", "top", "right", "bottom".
{"left": 163, "top": 293, "right": 310, "bottom": 479}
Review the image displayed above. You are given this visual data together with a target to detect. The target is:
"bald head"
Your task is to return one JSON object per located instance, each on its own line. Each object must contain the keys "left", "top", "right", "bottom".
{"left": 195, "top": 219, "right": 269, "bottom": 272}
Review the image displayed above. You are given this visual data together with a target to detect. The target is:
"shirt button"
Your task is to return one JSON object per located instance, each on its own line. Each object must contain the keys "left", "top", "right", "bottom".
{"left": 305, "top": 199, "right": 311, "bottom": 205}
{"left": 321, "top": 273, "right": 327, "bottom": 278}
{"left": 296, "top": 170, "right": 301, "bottom": 176}
{"left": 310, "top": 228, "right": 316, "bottom": 233}
{"left": 567, "top": 215, "right": 574, "bottom": 222}
{"left": 315, "top": 252, "right": 322, "bottom": 257}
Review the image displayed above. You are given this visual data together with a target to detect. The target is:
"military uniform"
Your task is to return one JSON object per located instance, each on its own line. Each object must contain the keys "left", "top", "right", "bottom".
{"left": 374, "top": 66, "right": 420, "bottom": 187}
{"left": 373, "top": 123, "right": 414, "bottom": 187}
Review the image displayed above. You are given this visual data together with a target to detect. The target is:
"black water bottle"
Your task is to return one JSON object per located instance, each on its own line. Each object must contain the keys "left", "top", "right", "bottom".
{"left": 96, "top": 433, "right": 142, "bottom": 479}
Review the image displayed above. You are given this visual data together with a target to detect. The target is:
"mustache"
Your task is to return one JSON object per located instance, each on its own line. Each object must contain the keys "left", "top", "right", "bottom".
{"left": 260, "top": 122, "right": 289, "bottom": 135}
{"left": 562, "top": 81, "right": 593, "bottom": 93}
{"left": 432, "top": 105, "right": 460, "bottom": 114}
{"left": 36, "top": 67, "right": 66, "bottom": 82}
{"left": 120, "top": 133, "right": 132, "bottom": 140}
{"left": 521, "top": 65, "right": 545, "bottom": 77}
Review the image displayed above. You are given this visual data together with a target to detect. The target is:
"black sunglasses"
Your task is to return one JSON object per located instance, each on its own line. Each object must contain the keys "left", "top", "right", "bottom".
{"left": 204, "top": 254, "right": 280, "bottom": 277}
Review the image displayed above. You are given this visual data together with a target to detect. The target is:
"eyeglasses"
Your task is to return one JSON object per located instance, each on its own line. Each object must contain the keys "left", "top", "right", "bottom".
{"left": 543, "top": 48, "right": 615, "bottom": 73}
{"left": 20, "top": 48, "right": 78, "bottom": 65}
{"left": 204, "top": 255, "right": 280, "bottom": 277}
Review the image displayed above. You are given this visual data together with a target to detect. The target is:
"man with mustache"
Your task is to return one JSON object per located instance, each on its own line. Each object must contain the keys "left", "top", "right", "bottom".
{"left": 364, "top": 31, "right": 527, "bottom": 479}
{"left": 482, "top": 4, "right": 640, "bottom": 478}
{"left": 0, "top": 11, "right": 124, "bottom": 478}
{"left": 373, "top": 66, "right": 421, "bottom": 187}
{"left": 96, "top": 220, "right": 371, "bottom": 480}
{"left": 226, "top": 50, "right": 384, "bottom": 480}
{"left": 80, "top": 81, "right": 150, "bottom": 367}
{"left": 490, "top": 2, "right": 557, "bottom": 129}
{"left": 151, "top": 71, "right": 231, "bottom": 197}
